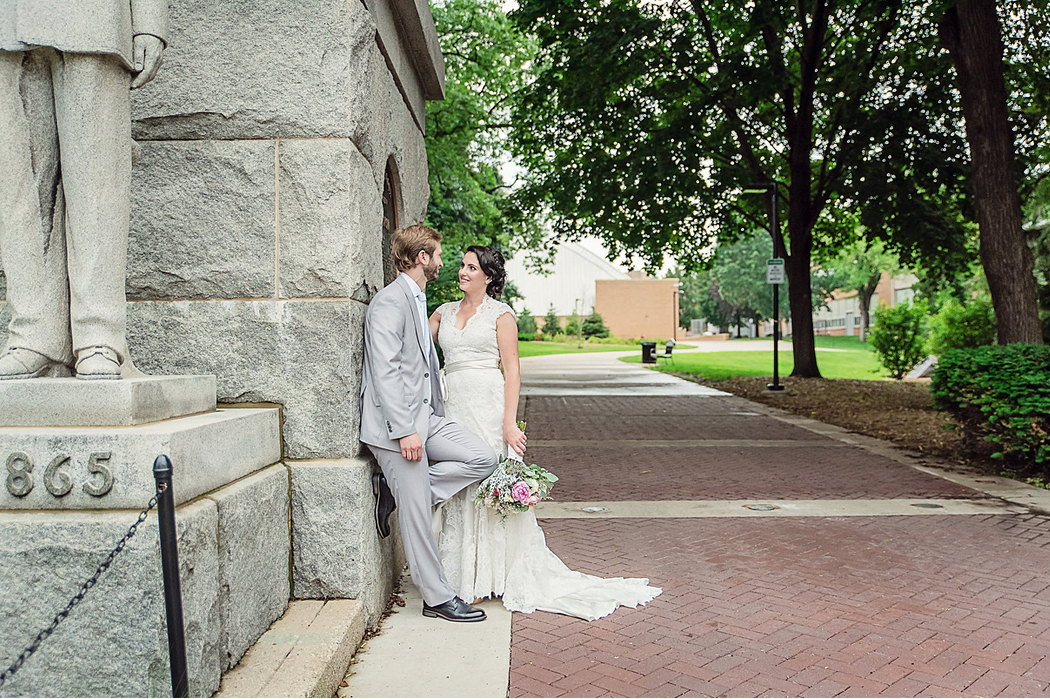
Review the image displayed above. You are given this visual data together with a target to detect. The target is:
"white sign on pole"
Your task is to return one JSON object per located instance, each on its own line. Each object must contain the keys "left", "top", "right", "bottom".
{"left": 766, "top": 258, "right": 785, "bottom": 284}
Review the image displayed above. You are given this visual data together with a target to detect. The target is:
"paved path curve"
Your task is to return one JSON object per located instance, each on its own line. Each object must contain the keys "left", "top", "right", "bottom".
{"left": 343, "top": 351, "right": 1050, "bottom": 698}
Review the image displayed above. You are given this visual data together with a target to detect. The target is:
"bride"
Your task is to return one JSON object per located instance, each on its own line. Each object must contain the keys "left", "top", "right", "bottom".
{"left": 428, "top": 245, "right": 661, "bottom": 621}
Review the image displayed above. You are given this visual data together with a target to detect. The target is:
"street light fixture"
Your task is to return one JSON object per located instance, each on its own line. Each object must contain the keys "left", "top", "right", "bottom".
{"left": 741, "top": 182, "right": 785, "bottom": 391}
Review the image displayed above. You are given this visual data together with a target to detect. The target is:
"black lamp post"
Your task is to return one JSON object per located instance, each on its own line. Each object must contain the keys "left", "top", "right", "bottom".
{"left": 741, "top": 182, "right": 785, "bottom": 391}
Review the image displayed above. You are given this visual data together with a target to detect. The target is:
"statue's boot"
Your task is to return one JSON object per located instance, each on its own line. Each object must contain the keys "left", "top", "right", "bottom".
{"left": 75, "top": 346, "right": 121, "bottom": 380}
{"left": 0, "top": 347, "right": 68, "bottom": 380}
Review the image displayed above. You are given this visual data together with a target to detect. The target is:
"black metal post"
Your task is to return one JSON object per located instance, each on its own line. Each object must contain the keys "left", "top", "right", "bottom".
{"left": 768, "top": 186, "right": 784, "bottom": 391}
{"left": 153, "top": 455, "right": 189, "bottom": 698}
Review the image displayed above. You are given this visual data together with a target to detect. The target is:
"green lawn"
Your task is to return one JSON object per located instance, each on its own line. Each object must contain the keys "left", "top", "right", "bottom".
{"left": 622, "top": 338, "right": 886, "bottom": 380}
{"left": 519, "top": 341, "right": 640, "bottom": 358}
{"left": 721, "top": 335, "right": 874, "bottom": 351}
{"left": 812, "top": 334, "right": 875, "bottom": 352}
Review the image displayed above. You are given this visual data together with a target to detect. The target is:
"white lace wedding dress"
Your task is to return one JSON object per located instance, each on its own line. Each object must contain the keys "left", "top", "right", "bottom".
{"left": 434, "top": 295, "right": 661, "bottom": 621}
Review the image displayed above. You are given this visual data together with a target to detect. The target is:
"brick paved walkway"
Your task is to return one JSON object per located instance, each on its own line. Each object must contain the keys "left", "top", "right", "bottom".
{"left": 511, "top": 395, "right": 1050, "bottom": 698}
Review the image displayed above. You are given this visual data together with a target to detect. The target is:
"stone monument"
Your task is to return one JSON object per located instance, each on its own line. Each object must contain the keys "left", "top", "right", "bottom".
{"left": 0, "top": 0, "right": 444, "bottom": 694}
{"left": 0, "top": 7, "right": 291, "bottom": 696}
{"left": 0, "top": 0, "right": 168, "bottom": 380}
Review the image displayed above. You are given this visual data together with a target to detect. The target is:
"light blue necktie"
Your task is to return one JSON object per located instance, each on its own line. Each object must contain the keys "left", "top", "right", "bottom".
{"left": 417, "top": 293, "right": 430, "bottom": 354}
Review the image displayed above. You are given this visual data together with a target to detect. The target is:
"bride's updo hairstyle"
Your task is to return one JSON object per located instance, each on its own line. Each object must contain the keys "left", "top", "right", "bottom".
{"left": 466, "top": 245, "right": 507, "bottom": 300}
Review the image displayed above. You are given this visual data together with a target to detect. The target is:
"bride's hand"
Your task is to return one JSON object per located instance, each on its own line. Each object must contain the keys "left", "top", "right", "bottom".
{"left": 505, "top": 422, "right": 527, "bottom": 456}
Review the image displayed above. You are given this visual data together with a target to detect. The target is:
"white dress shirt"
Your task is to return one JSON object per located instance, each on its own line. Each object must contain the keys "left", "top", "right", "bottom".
{"left": 400, "top": 272, "right": 430, "bottom": 355}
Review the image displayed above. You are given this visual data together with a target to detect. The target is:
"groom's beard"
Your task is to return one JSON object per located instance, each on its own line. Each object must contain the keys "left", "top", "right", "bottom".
{"left": 423, "top": 260, "right": 441, "bottom": 282}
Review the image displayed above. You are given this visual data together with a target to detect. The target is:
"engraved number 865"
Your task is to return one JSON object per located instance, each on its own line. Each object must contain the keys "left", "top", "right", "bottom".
{"left": 5, "top": 451, "right": 114, "bottom": 498}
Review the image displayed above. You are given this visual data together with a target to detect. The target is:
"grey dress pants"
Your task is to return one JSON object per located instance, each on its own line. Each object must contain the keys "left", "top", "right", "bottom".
{"left": 372, "top": 413, "right": 497, "bottom": 607}
{"left": 0, "top": 48, "right": 131, "bottom": 365}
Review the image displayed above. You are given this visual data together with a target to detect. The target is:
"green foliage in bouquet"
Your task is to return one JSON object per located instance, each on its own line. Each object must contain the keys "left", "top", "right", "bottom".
{"left": 474, "top": 421, "right": 558, "bottom": 517}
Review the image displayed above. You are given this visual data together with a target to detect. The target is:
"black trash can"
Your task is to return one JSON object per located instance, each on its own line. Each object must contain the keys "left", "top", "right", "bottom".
{"left": 641, "top": 341, "right": 657, "bottom": 364}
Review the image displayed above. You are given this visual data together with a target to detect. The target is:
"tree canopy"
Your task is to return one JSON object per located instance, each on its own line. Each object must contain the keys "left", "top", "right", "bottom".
{"left": 510, "top": 0, "right": 984, "bottom": 375}
{"left": 423, "top": 0, "right": 539, "bottom": 308}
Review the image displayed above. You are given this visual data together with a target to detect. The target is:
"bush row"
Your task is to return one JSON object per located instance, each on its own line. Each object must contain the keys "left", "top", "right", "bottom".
{"left": 868, "top": 298, "right": 997, "bottom": 379}
{"left": 518, "top": 308, "right": 610, "bottom": 341}
{"left": 931, "top": 344, "right": 1050, "bottom": 469}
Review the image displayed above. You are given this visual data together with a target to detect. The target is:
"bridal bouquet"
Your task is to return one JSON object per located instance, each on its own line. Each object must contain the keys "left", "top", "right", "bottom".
{"left": 474, "top": 422, "right": 558, "bottom": 517}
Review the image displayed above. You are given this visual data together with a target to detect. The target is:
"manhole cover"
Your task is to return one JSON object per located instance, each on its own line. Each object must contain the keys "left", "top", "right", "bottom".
{"left": 745, "top": 504, "right": 779, "bottom": 511}
{"left": 582, "top": 506, "right": 608, "bottom": 513}
{"left": 911, "top": 503, "right": 944, "bottom": 509}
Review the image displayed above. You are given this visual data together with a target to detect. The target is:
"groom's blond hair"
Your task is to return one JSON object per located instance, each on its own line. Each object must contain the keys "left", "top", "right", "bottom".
{"left": 391, "top": 224, "right": 443, "bottom": 273}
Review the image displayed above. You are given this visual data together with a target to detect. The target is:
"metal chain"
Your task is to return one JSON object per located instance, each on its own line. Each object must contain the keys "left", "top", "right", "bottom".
{"left": 0, "top": 494, "right": 160, "bottom": 689}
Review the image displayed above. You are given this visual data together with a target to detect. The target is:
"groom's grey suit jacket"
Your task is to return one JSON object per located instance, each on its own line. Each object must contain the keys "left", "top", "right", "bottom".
{"left": 360, "top": 274, "right": 445, "bottom": 452}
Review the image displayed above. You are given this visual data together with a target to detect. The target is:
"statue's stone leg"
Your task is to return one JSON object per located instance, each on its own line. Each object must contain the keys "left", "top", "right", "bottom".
{"left": 0, "top": 50, "right": 73, "bottom": 366}
{"left": 49, "top": 51, "right": 131, "bottom": 361}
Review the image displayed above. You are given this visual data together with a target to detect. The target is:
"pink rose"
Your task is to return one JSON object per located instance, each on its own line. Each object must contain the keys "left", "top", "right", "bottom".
{"left": 511, "top": 481, "right": 531, "bottom": 503}
{"left": 526, "top": 494, "right": 542, "bottom": 506}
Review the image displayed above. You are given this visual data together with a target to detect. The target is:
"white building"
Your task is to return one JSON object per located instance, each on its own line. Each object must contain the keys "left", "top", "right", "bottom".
{"left": 505, "top": 242, "right": 630, "bottom": 317}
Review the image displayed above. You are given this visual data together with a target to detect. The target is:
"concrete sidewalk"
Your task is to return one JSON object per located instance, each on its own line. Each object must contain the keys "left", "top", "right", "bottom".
{"left": 343, "top": 353, "right": 1050, "bottom": 698}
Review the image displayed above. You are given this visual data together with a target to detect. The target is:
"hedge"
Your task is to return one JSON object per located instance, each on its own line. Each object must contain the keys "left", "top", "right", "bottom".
{"left": 931, "top": 344, "right": 1050, "bottom": 468}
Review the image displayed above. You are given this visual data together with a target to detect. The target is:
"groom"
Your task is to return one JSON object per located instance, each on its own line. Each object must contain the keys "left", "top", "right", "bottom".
{"left": 360, "top": 223, "right": 499, "bottom": 622}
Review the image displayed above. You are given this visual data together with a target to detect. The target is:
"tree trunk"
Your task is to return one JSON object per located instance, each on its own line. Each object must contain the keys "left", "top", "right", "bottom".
{"left": 858, "top": 292, "right": 871, "bottom": 343}
{"left": 786, "top": 156, "right": 821, "bottom": 377}
{"left": 785, "top": 249, "right": 819, "bottom": 376}
{"left": 857, "top": 276, "right": 879, "bottom": 343}
{"left": 735, "top": 311, "right": 742, "bottom": 338}
{"left": 940, "top": 0, "right": 1043, "bottom": 345}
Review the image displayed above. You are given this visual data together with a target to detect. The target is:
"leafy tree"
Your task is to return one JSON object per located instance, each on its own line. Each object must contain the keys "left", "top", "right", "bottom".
{"left": 563, "top": 310, "right": 581, "bottom": 338}
{"left": 817, "top": 238, "right": 900, "bottom": 342}
{"left": 673, "top": 268, "right": 707, "bottom": 328}
{"left": 511, "top": 0, "right": 971, "bottom": 377}
{"left": 939, "top": 0, "right": 1044, "bottom": 344}
{"left": 674, "top": 269, "right": 738, "bottom": 332}
{"left": 424, "top": 0, "right": 540, "bottom": 312}
{"left": 1025, "top": 164, "right": 1050, "bottom": 341}
{"left": 517, "top": 307, "right": 538, "bottom": 340}
{"left": 541, "top": 304, "right": 561, "bottom": 336}
{"left": 709, "top": 234, "right": 791, "bottom": 337}
{"left": 929, "top": 298, "right": 997, "bottom": 355}
{"left": 869, "top": 300, "right": 930, "bottom": 379}
{"left": 1035, "top": 225, "right": 1050, "bottom": 341}
{"left": 581, "top": 310, "right": 610, "bottom": 338}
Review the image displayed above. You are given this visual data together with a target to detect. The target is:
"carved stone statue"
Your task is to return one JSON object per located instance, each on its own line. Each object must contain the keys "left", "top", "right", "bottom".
{"left": 0, "top": 0, "right": 169, "bottom": 380}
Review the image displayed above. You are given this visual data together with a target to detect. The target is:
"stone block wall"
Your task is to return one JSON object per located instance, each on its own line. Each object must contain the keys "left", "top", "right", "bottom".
{"left": 0, "top": 463, "right": 289, "bottom": 697}
{"left": 125, "top": 0, "right": 431, "bottom": 460}
{"left": 117, "top": 0, "right": 437, "bottom": 615}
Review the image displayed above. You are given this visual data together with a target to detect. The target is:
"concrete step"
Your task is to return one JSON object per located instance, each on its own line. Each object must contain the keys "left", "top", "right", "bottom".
{"left": 215, "top": 599, "right": 365, "bottom": 698}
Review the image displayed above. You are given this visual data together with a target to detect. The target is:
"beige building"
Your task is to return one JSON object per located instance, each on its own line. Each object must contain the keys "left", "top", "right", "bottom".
{"left": 596, "top": 276, "right": 680, "bottom": 340}
{"left": 813, "top": 272, "right": 917, "bottom": 336}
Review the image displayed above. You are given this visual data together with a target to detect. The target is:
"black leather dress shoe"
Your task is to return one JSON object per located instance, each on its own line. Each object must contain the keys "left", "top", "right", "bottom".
{"left": 373, "top": 472, "right": 396, "bottom": 539}
{"left": 422, "top": 596, "right": 487, "bottom": 622}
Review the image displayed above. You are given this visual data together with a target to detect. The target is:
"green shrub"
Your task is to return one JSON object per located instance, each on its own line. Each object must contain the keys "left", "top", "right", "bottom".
{"left": 868, "top": 300, "right": 929, "bottom": 379}
{"left": 929, "top": 298, "right": 996, "bottom": 356}
{"left": 516, "top": 307, "right": 537, "bottom": 341}
{"left": 931, "top": 344, "right": 1050, "bottom": 469}
{"left": 581, "top": 311, "right": 610, "bottom": 338}
{"left": 564, "top": 311, "right": 581, "bottom": 337}
{"left": 542, "top": 305, "right": 561, "bottom": 336}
